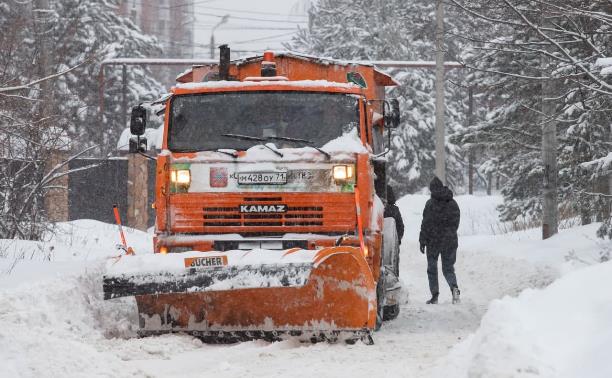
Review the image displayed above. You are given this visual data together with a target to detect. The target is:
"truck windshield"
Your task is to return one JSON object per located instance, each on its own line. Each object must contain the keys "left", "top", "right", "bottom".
{"left": 168, "top": 91, "right": 360, "bottom": 151}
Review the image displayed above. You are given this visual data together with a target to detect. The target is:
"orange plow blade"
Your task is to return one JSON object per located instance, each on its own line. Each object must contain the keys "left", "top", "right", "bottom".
{"left": 103, "top": 247, "right": 377, "bottom": 337}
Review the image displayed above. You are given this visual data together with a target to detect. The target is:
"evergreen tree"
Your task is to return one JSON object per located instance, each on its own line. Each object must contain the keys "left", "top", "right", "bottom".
{"left": 1, "top": 0, "right": 164, "bottom": 154}
{"left": 0, "top": 0, "right": 164, "bottom": 239}
{"left": 47, "top": 0, "right": 165, "bottom": 153}
{"left": 450, "top": 0, "right": 612, "bottom": 225}
{"left": 289, "top": 0, "right": 467, "bottom": 194}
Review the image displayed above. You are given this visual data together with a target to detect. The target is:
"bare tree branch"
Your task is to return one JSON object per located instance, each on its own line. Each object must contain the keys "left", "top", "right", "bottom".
{"left": 0, "top": 59, "right": 89, "bottom": 93}
{"left": 500, "top": 0, "right": 612, "bottom": 93}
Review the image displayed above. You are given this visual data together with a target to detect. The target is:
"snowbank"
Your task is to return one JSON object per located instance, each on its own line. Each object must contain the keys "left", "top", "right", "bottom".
{"left": 0, "top": 220, "right": 152, "bottom": 287}
{"left": 437, "top": 260, "right": 612, "bottom": 378}
{"left": 0, "top": 266, "right": 145, "bottom": 377}
{"left": 0, "top": 195, "right": 609, "bottom": 377}
{"left": 460, "top": 223, "right": 606, "bottom": 275}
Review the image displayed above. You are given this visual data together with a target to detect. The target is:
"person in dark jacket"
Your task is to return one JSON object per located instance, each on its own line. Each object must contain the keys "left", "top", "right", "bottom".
{"left": 384, "top": 185, "right": 404, "bottom": 243}
{"left": 419, "top": 177, "right": 461, "bottom": 304}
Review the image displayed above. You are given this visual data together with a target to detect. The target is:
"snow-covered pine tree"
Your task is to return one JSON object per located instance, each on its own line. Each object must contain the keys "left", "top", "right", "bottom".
{"left": 452, "top": 14, "right": 545, "bottom": 222}
{"left": 450, "top": 0, "right": 612, "bottom": 226}
{"left": 45, "top": 0, "right": 165, "bottom": 154}
{"left": 0, "top": 0, "right": 164, "bottom": 239}
{"left": 288, "top": 0, "right": 467, "bottom": 194}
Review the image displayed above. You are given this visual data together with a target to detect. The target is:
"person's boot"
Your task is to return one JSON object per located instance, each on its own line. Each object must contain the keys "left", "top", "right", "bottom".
{"left": 426, "top": 293, "right": 439, "bottom": 304}
{"left": 452, "top": 287, "right": 461, "bottom": 304}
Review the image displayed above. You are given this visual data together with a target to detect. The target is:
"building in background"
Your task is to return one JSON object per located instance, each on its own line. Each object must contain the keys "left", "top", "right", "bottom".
{"left": 117, "top": 0, "right": 195, "bottom": 86}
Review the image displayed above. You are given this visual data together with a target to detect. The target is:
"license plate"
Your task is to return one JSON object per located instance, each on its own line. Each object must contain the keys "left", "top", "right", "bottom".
{"left": 184, "top": 255, "right": 228, "bottom": 268}
{"left": 237, "top": 172, "right": 287, "bottom": 185}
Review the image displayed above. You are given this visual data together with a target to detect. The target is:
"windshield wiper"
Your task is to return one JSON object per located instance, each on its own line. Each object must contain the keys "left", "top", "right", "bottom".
{"left": 171, "top": 148, "right": 198, "bottom": 153}
{"left": 266, "top": 136, "right": 331, "bottom": 160}
{"left": 221, "top": 133, "right": 283, "bottom": 157}
{"left": 202, "top": 148, "right": 238, "bottom": 158}
{"left": 170, "top": 148, "right": 238, "bottom": 158}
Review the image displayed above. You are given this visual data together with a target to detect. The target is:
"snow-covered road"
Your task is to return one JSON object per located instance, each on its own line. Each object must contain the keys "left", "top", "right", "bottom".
{"left": 0, "top": 195, "right": 604, "bottom": 377}
{"left": 94, "top": 239, "right": 553, "bottom": 378}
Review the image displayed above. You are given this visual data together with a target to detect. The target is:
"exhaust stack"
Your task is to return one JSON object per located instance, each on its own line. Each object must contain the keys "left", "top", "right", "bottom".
{"left": 219, "top": 44, "right": 230, "bottom": 80}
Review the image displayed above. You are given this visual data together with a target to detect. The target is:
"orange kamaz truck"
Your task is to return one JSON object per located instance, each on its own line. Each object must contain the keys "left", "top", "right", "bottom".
{"left": 103, "top": 46, "right": 402, "bottom": 343}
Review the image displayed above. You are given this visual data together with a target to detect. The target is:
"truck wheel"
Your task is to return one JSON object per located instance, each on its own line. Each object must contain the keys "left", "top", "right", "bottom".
{"left": 375, "top": 279, "right": 384, "bottom": 331}
{"left": 383, "top": 304, "right": 400, "bottom": 321}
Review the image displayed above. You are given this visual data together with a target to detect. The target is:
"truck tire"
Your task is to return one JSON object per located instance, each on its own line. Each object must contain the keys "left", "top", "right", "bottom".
{"left": 375, "top": 279, "right": 384, "bottom": 331}
{"left": 383, "top": 218, "right": 400, "bottom": 278}
{"left": 381, "top": 218, "right": 401, "bottom": 322}
{"left": 383, "top": 304, "right": 400, "bottom": 321}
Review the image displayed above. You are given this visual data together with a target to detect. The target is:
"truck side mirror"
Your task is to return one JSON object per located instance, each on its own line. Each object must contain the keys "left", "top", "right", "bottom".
{"left": 129, "top": 136, "right": 147, "bottom": 153}
{"left": 384, "top": 99, "right": 401, "bottom": 129}
{"left": 130, "top": 105, "right": 147, "bottom": 136}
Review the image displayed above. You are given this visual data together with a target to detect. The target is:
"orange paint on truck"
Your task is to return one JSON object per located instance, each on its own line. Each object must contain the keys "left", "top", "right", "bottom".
{"left": 124, "top": 50, "right": 398, "bottom": 338}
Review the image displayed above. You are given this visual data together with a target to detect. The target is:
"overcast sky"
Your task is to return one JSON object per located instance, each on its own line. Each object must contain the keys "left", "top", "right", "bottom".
{"left": 194, "top": 0, "right": 310, "bottom": 59}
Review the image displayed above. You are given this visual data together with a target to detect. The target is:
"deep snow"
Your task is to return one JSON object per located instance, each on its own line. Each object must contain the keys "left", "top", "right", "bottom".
{"left": 0, "top": 195, "right": 608, "bottom": 377}
{"left": 436, "top": 260, "right": 612, "bottom": 378}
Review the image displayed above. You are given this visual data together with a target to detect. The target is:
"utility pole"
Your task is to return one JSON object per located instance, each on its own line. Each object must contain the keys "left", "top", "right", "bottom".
{"left": 210, "top": 15, "right": 230, "bottom": 59}
{"left": 541, "top": 5, "right": 558, "bottom": 239}
{"left": 33, "top": 0, "right": 51, "bottom": 119}
{"left": 467, "top": 86, "right": 474, "bottom": 195}
{"left": 434, "top": 0, "right": 446, "bottom": 184}
{"left": 209, "top": 34, "right": 215, "bottom": 59}
{"left": 541, "top": 79, "right": 558, "bottom": 238}
{"left": 122, "top": 65, "right": 128, "bottom": 128}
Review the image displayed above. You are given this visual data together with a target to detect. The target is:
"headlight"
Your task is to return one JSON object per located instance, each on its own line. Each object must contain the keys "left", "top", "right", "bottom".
{"left": 333, "top": 165, "right": 355, "bottom": 180}
{"left": 170, "top": 169, "right": 191, "bottom": 192}
{"left": 333, "top": 164, "right": 355, "bottom": 188}
{"left": 171, "top": 169, "right": 191, "bottom": 184}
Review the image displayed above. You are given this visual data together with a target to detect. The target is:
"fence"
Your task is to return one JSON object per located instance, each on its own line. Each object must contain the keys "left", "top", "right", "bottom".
{"left": 56, "top": 154, "right": 155, "bottom": 230}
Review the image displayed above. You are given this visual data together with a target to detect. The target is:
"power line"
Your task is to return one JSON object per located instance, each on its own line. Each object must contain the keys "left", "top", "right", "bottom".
{"left": 201, "top": 6, "right": 308, "bottom": 18}
{"left": 157, "top": 32, "right": 296, "bottom": 49}
{"left": 167, "top": 0, "right": 215, "bottom": 9}
{"left": 193, "top": 11, "right": 307, "bottom": 24}
{"left": 193, "top": 25, "right": 300, "bottom": 31}
{"left": 131, "top": 0, "right": 194, "bottom": 13}
{"left": 130, "top": 1, "right": 307, "bottom": 23}
{"left": 227, "top": 32, "right": 296, "bottom": 45}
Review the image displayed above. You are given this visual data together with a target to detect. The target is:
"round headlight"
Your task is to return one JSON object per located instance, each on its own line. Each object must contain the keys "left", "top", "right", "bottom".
{"left": 333, "top": 165, "right": 348, "bottom": 180}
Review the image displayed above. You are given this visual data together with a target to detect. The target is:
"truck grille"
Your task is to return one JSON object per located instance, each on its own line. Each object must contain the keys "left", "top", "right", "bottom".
{"left": 169, "top": 193, "right": 355, "bottom": 234}
{"left": 203, "top": 205, "right": 324, "bottom": 227}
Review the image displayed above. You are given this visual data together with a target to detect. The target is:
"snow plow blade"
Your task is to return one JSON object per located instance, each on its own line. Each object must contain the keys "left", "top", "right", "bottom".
{"left": 103, "top": 263, "right": 311, "bottom": 299}
{"left": 103, "top": 247, "right": 377, "bottom": 334}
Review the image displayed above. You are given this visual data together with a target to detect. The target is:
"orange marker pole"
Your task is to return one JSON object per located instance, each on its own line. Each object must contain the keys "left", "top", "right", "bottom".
{"left": 354, "top": 187, "right": 367, "bottom": 255}
{"left": 113, "top": 204, "right": 134, "bottom": 255}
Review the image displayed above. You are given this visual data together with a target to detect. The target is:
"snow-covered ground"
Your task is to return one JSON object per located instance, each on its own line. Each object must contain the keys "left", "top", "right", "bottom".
{"left": 1, "top": 195, "right": 609, "bottom": 377}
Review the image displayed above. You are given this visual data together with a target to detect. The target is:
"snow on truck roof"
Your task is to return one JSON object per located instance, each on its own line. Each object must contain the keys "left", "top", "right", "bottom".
{"left": 175, "top": 50, "right": 399, "bottom": 86}
{"left": 173, "top": 79, "right": 361, "bottom": 92}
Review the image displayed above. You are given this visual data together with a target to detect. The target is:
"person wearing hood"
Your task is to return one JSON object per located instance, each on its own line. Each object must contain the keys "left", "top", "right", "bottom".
{"left": 384, "top": 185, "right": 405, "bottom": 244}
{"left": 419, "top": 177, "right": 461, "bottom": 304}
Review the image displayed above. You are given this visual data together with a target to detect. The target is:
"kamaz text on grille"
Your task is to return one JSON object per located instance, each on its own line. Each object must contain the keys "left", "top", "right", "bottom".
{"left": 239, "top": 204, "right": 288, "bottom": 213}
